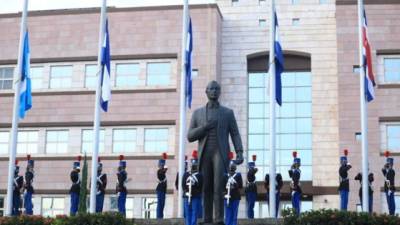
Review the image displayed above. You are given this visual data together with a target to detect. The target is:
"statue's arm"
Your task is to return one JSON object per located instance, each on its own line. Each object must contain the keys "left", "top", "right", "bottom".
{"left": 228, "top": 110, "right": 243, "bottom": 154}
{"left": 187, "top": 111, "right": 207, "bottom": 142}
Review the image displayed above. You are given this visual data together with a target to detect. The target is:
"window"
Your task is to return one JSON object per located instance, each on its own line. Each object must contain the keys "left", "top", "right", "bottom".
{"left": 81, "top": 129, "right": 105, "bottom": 153}
{"left": 144, "top": 128, "right": 169, "bottom": 153}
{"left": 384, "top": 58, "right": 400, "bottom": 82}
{"left": 319, "top": 0, "right": 328, "bottom": 3}
{"left": 248, "top": 72, "right": 312, "bottom": 181}
{"left": 259, "top": 0, "right": 266, "bottom": 4}
{"left": 113, "top": 129, "right": 137, "bottom": 153}
{"left": 142, "top": 197, "right": 157, "bottom": 219}
{"left": 50, "top": 65, "right": 72, "bottom": 88}
{"left": 85, "top": 64, "right": 98, "bottom": 88}
{"left": 30, "top": 67, "right": 43, "bottom": 89}
{"left": 291, "top": 0, "right": 299, "bottom": 4}
{"left": 192, "top": 69, "right": 199, "bottom": 78}
{"left": 110, "top": 197, "right": 134, "bottom": 218}
{"left": 0, "top": 67, "right": 14, "bottom": 90}
{"left": 232, "top": 0, "right": 239, "bottom": 5}
{"left": 0, "top": 197, "right": 4, "bottom": 216}
{"left": 46, "top": 130, "right": 69, "bottom": 154}
{"left": 41, "top": 197, "right": 65, "bottom": 217}
{"left": 17, "top": 131, "right": 38, "bottom": 154}
{"left": 281, "top": 200, "right": 313, "bottom": 213}
{"left": 386, "top": 125, "right": 400, "bottom": 152}
{"left": 0, "top": 132, "right": 9, "bottom": 155}
{"left": 353, "top": 65, "right": 360, "bottom": 74}
{"left": 259, "top": 19, "right": 267, "bottom": 27}
{"left": 146, "top": 62, "right": 171, "bottom": 86}
{"left": 116, "top": 63, "right": 140, "bottom": 87}
{"left": 292, "top": 18, "right": 300, "bottom": 26}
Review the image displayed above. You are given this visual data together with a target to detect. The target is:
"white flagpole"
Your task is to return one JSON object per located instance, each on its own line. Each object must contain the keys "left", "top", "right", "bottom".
{"left": 357, "top": 0, "right": 369, "bottom": 213}
{"left": 177, "top": 0, "right": 189, "bottom": 217}
{"left": 90, "top": 0, "right": 107, "bottom": 214}
{"left": 269, "top": 0, "right": 277, "bottom": 218}
{"left": 5, "top": 0, "right": 28, "bottom": 216}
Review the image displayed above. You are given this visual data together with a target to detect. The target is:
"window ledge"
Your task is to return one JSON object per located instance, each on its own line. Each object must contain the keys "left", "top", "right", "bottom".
{"left": 0, "top": 153, "right": 175, "bottom": 161}
{"left": 377, "top": 84, "right": 400, "bottom": 89}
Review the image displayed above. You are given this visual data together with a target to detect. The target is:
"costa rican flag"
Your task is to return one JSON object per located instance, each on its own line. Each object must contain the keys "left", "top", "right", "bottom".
{"left": 362, "top": 10, "right": 375, "bottom": 102}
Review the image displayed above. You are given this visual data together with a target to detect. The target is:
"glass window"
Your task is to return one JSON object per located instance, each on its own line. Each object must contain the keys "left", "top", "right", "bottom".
{"left": 116, "top": 63, "right": 140, "bottom": 87}
{"left": 46, "top": 130, "right": 69, "bottom": 154}
{"left": 248, "top": 72, "right": 312, "bottom": 181}
{"left": 292, "top": 18, "right": 300, "bottom": 26}
{"left": 30, "top": 67, "right": 43, "bottom": 89}
{"left": 113, "top": 129, "right": 137, "bottom": 153}
{"left": 50, "top": 65, "right": 72, "bottom": 88}
{"left": 85, "top": 64, "right": 98, "bottom": 88}
{"left": 41, "top": 197, "right": 65, "bottom": 217}
{"left": 319, "top": 0, "right": 328, "bottom": 3}
{"left": 0, "top": 131, "right": 9, "bottom": 155}
{"left": 110, "top": 197, "right": 134, "bottom": 218}
{"left": 144, "top": 128, "right": 169, "bottom": 153}
{"left": 258, "top": 19, "right": 267, "bottom": 27}
{"left": 17, "top": 131, "right": 38, "bottom": 154}
{"left": 387, "top": 125, "right": 400, "bottom": 152}
{"left": 147, "top": 62, "right": 171, "bottom": 86}
{"left": 142, "top": 197, "right": 157, "bottom": 219}
{"left": 81, "top": 129, "right": 105, "bottom": 154}
{"left": 0, "top": 197, "right": 4, "bottom": 216}
{"left": 384, "top": 58, "right": 400, "bottom": 82}
{"left": 0, "top": 67, "right": 14, "bottom": 90}
{"left": 291, "top": 0, "right": 299, "bottom": 4}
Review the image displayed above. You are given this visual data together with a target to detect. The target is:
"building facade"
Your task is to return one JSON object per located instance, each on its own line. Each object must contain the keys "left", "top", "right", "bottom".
{"left": 0, "top": 0, "right": 399, "bottom": 218}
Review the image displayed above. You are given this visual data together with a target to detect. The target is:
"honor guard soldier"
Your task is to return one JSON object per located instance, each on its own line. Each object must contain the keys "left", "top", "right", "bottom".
{"left": 354, "top": 172, "right": 374, "bottom": 213}
{"left": 289, "top": 151, "right": 302, "bottom": 216}
{"left": 24, "top": 155, "right": 34, "bottom": 215}
{"left": 264, "top": 173, "right": 283, "bottom": 218}
{"left": 183, "top": 150, "right": 203, "bottom": 225}
{"left": 156, "top": 153, "right": 168, "bottom": 219}
{"left": 339, "top": 149, "right": 352, "bottom": 211}
{"left": 96, "top": 157, "right": 107, "bottom": 213}
{"left": 69, "top": 156, "right": 81, "bottom": 216}
{"left": 117, "top": 155, "right": 128, "bottom": 216}
{"left": 223, "top": 152, "right": 243, "bottom": 225}
{"left": 382, "top": 151, "right": 396, "bottom": 215}
{"left": 245, "top": 155, "right": 258, "bottom": 219}
{"left": 12, "top": 160, "right": 23, "bottom": 216}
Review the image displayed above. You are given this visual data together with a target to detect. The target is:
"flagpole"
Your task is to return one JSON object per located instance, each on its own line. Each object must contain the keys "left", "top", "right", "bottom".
{"left": 89, "top": 0, "right": 107, "bottom": 214}
{"left": 5, "top": 0, "right": 28, "bottom": 216}
{"left": 177, "top": 0, "right": 189, "bottom": 217}
{"left": 357, "top": 0, "right": 369, "bottom": 213}
{"left": 269, "top": 0, "right": 277, "bottom": 218}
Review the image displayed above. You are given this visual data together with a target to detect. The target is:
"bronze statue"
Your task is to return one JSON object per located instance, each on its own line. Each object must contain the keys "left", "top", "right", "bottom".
{"left": 188, "top": 80, "right": 243, "bottom": 225}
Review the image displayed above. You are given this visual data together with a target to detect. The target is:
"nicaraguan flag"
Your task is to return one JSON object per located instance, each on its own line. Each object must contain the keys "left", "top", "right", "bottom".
{"left": 362, "top": 10, "right": 375, "bottom": 102}
{"left": 273, "top": 12, "right": 284, "bottom": 106}
{"left": 185, "top": 18, "right": 193, "bottom": 109}
{"left": 19, "top": 31, "right": 32, "bottom": 119}
{"left": 100, "top": 19, "right": 111, "bottom": 112}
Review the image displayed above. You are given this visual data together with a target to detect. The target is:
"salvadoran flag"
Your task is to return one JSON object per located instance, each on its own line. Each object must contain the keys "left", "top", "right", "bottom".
{"left": 362, "top": 10, "right": 375, "bottom": 102}
{"left": 273, "top": 12, "right": 284, "bottom": 106}
{"left": 19, "top": 31, "right": 32, "bottom": 119}
{"left": 185, "top": 18, "right": 193, "bottom": 109}
{"left": 100, "top": 19, "right": 111, "bottom": 112}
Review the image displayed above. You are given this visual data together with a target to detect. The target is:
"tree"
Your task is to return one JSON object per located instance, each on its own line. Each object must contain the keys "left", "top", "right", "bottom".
{"left": 78, "top": 154, "right": 88, "bottom": 213}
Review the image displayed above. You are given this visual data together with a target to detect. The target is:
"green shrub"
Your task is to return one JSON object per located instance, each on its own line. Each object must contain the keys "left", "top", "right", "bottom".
{"left": 282, "top": 208, "right": 400, "bottom": 225}
{"left": 0, "top": 215, "right": 53, "bottom": 225}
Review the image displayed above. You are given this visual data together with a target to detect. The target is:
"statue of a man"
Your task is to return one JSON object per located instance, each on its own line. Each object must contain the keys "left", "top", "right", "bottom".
{"left": 188, "top": 80, "right": 244, "bottom": 225}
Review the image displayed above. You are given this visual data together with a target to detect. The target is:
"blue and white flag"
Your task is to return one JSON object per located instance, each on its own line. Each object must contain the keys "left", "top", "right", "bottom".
{"left": 273, "top": 12, "right": 284, "bottom": 106}
{"left": 185, "top": 18, "right": 193, "bottom": 109}
{"left": 100, "top": 19, "right": 111, "bottom": 112}
{"left": 19, "top": 31, "right": 32, "bottom": 119}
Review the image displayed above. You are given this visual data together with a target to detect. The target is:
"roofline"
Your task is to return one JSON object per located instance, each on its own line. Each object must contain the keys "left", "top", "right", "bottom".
{"left": 336, "top": 0, "right": 400, "bottom": 5}
{"left": 0, "top": 3, "right": 223, "bottom": 19}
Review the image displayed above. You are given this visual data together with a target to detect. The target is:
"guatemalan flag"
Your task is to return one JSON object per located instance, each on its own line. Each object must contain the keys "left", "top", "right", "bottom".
{"left": 100, "top": 19, "right": 111, "bottom": 112}
{"left": 185, "top": 18, "right": 193, "bottom": 109}
{"left": 19, "top": 31, "right": 32, "bottom": 119}
{"left": 273, "top": 12, "right": 284, "bottom": 106}
{"left": 362, "top": 10, "right": 375, "bottom": 102}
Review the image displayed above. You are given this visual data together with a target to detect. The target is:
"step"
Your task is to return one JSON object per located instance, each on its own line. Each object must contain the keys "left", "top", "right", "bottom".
{"left": 131, "top": 218, "right": 283, "bottom": 225}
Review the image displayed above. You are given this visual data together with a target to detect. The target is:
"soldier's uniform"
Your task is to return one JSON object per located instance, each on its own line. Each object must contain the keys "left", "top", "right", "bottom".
{"left": 117, "top": 155, "right": 128, "bottom": 216}
{"left": 264, "top": 173, "right": 283, "bottom": 218}
{"left": 288, "top": 152, "right": 302, "bottom": 216}
{"left": 183, "top": 150, "right": 203, "bottom": 225}
{"left": 355, "top": 172, "right": 374, "bottom": 213}
{"left": 338, "top": 150, "right": 351, "bottom": 211}
{"left": 24, "top": 155, "right": 34, "bottom": 215}
{"left": 12, "top": 160, "right": 23, "bottom": 216}
{"left": 156, "top": 153, "right": 168, "bottom": 219}
{"left": 223, "top": 152, "right": 243, "bottom": 225}
{"left": 382, "top": 153, "right": 395, "bottom": 215}
{"left": 69, "top": 158, "right": 81, "bottom": 216}
{"left": 245, "top": 155, "right": 257, "bottom": 219}
{"left": 96, "top": 159, "right": 107, "bottom": 213}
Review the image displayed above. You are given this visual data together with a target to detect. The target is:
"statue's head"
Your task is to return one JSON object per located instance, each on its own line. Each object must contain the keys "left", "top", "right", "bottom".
{"left": 205, "top": 81, "right": 221, "bottom": 101}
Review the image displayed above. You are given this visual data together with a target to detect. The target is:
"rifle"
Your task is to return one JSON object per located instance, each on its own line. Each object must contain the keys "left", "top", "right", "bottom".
{"left": 186, "top": 173, "right": 193, "bottom": 204}
{"left": 224, "top": 173, "right": 237, "bottom": 205}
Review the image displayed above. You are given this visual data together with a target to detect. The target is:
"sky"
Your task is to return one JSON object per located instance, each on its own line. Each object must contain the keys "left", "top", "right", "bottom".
{"left": 0, "top": 0, "right": 215, "bottom": 14}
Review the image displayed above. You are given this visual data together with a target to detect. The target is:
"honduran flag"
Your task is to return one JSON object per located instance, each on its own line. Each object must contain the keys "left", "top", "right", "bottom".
{"left": 100, "top": 19, "right": 111, "bottom": 112}
{"left": 185, "top": 18, "right": 193, "bottom": 109}
{"left": 19, "top": 31, "right": 32, "bottom": 119}
{"left": 273, "top": 12, "right": 284, "bottom": 106}
{"left": 362, "top": 10, "right": 375, "bottom": 102}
